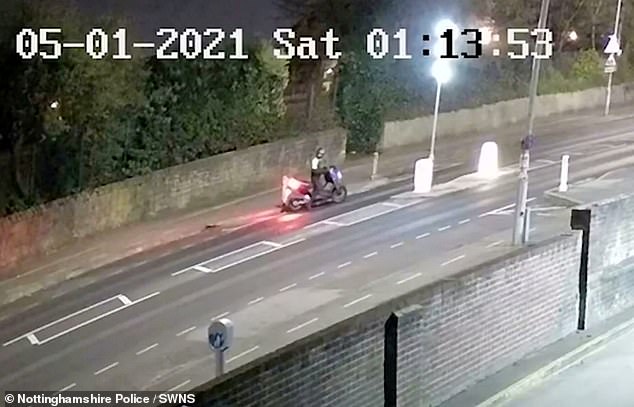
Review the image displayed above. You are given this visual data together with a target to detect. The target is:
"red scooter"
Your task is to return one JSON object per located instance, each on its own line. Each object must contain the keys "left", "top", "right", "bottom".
{"left": 280, "top": 166, "right": 348, "bottom": 212}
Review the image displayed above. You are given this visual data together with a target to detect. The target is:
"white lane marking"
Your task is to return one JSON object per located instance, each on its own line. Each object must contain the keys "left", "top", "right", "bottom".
{"left": 487, "top": 240, "right": 504, "bottom": 248}
{"left": 168, "top": 379, "right": 191, "bottom": 392}
{"left": 442, "top": 255, "right": 466, "bottom": 267}
{"left": 287, "top": 318, "right": 319, "bottom": 334}
{"left": 397, "top": 273, "right": 422, "bottom": 285}
{"left": 309, "top": 272, "right": 325, "bottom": 280}
{"left": 117, "top": 294, "right": 133, "bottom": 306}
{"left": 211, "top": 312, "right": 230, "bottom": 321}
{"left": 227, "top": 346, "right": 260, "bottom": 363}
{"left": 390, "top": 242, "right": 404, "bottom": 249}
{"left": 478, "top": 198, "right": 536, "bottom": 218}
{"left": 279, "top": 283, "right": 297, "bottom": 292}
{"left": 344, "top": 294, "right": 372, "bottom": 308}
{"left": 94, "top": 362, "right": 119, "bottom": 376}
{"left": 248, "top": 297, "right": 264, "bottom": 306}
{"left": 382, "top": 202, "right": 403, "bottom": 208}
{"left": 3, "top": 292, "right": 160, "bottom": 347}
{"left": 176, "top": 326, "right": 197, "bottom": 337}
{"left": 171, "top": 268, "right": 189, "bottom": 277}
{"left": 338, "top": 261, "right": 352, "bottom": 269}
{"left": 262, "top": 240, "right": 283, "bottom": 248}
{"left": 136, "top": 343, "right": 159, "bottom": 355}
{"left": 458, "top": 218, "right": 471, "bottom": 225}
{"left": 192, "top": 265, "right": 212, "bottom": 273}
{"left": 323, "top": 220, "right": 346, "bottom": 226}
{"left": 58, "top": 383, "right": 76, "bottom": 392}
{"left": 364, "top": 252, "right": 378, "bottom": 259}
{"left": 438, "top": 225, "right": 451, "bottom": 232}
{"left": 283, "top": 238, "right": 306, "bottom": 246}
{"left": 416, "top": 233, "right": 431, "bottom": 240}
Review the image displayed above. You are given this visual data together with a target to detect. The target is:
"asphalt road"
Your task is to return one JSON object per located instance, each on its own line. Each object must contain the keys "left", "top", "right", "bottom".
{"left": 2, "top": 111, "right": 634, "bottom": 394}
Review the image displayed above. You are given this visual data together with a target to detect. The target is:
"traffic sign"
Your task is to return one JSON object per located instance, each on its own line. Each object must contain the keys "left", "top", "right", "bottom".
{"left": 605, "top": 54, "right": 617, "bottom": 73}
{"left": 604, "top": 35, "right": 621, "bottom": 55}
{"left": 208, "top": 318, "right": 234, "bottom": 352}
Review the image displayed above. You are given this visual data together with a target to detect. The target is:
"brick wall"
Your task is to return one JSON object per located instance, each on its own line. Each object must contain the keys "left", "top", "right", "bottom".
{"left": 586, "top": 193, "right": 634, "bottom": 326}
{"left": 0, "top": 129, "right": 346, "bottom": 272}
{"left": 171, "top": 233, "right": 581, "bottom": 407}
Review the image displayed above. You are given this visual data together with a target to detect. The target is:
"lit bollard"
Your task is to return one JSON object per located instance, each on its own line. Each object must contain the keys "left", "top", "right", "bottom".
{"left": 558, "top": 154, "right": 569, "bottom": 192}
{"left": 477, "top": 141, "right": 499, "bottom": 178}
{"left": 413, "top": 158, "right": 433, "bottom": 193}
{"left": 371, "top": 151, "right": 380, "bottom": 180}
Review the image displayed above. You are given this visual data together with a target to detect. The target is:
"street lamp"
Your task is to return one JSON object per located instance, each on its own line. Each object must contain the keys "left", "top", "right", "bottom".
{"left": 429, "top": 59, "right": 452, "bottom": 162}
{"left": 568, "top": 30, "right": 578, "bottom": 41}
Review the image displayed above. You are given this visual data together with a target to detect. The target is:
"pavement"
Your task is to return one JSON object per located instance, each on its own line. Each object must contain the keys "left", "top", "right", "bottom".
{"left": 2, "top": 106, "right": 634, "bottom": 395}
{"left": 546, "top": 166, "right": 634, "bottom": 207}
{"left": 2, "top": 105, "right": 634, "bottom": 311}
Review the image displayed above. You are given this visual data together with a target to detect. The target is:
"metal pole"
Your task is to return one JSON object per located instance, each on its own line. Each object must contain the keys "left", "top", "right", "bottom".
{"left": 215, "top": 350, "right": 225, "bottom": 377}
{"left": 512, "top": 0, "right": 550, "bottom": 245}
{"left": 559, "top": 154, "right": 569, "bottom": 192}
{"left": 604, "top": 0, "right": 623, "bottom": 116}
{"left": 429, "top": 80, "right": 442, "bottom": 161}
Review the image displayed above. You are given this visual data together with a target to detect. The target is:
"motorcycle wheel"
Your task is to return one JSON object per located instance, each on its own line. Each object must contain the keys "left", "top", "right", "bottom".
{"left": 332, "top": 186, "right": 347, "bottom": 203}
{"left": 288, "top": 199, "right": 304, "bottom": 212}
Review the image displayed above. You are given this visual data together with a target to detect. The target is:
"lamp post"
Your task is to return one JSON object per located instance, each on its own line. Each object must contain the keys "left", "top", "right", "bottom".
{"left": 429, "top": 59, "right": 452, "bottom": 162}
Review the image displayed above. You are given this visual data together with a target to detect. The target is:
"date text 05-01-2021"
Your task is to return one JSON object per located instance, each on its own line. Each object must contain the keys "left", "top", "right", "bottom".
{"left": 15, "top": 27, "right": 554, "bottom": 61}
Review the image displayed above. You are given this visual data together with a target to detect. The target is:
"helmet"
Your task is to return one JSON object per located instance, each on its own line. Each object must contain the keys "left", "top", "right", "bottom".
{"left": 315, "top": 147, "right": 325, "bottom": 158}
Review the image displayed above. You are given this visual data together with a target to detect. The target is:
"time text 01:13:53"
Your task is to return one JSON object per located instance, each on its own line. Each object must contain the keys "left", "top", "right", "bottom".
{"left": 15, "top": 27, "right": 554, "bottom": 61}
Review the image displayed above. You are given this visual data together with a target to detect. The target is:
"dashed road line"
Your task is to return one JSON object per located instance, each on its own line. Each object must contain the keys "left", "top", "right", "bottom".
{"left": 279, "top": 283, "right": 297, "bottom": 292}
{"left": 458, "top": 218, "right": 471, "bottom": 225}
{"left": 438, "top": 225, "right": 451, "bottom": 232}
{"left": 248, "top": 297, "right": 264, "bottom": 306}
{"left": 397, "top": 273, "right": 422, "bottom": 285}
{"left": 192, "top": 265, "right": 212, "bottom": 273}
{"left": 390, "top": 242, "right": 404, "bottom": 249}
{"left": 94, "top": 362, "right": 119, "bottom": 376}
{"left": 176, "top": 326, "right": 197, "bottom": 337}
{"left": 487, "top": 240, "right": 504, "bottom": 248}
{"left": 168, "top": 379, "right": 191, "bottom": 392}
{"left": 442, "top": 255, "right": 466, "bottom": 267}
{"left": 344, "top": 294, "right": 372, "bottom": 308}
{"left": 227, "top": 346, "right": 260, "bottom": 363}
{"left": 171, "top": 269, "right": 190, "bottom": 277}
{"left": 416, "top": 233, "right": 431, "bottom": 240}
{"left": 338, "top": 261, "right": 352, "bottom": 269}
{"left": 309, "top": 272, "right": 325, "bottom": 280}
{"left": 287, "top": 318, "right": 319, "bottom": 333}
{"left": 211, "top": 312, "right": 230, "bottom": 321}
{"left": 136, "top": 343, "right": 159, "bottom": 355}
{"left": 58, "top": 383, "right": 76, "bottom": 392}
{"left": 382, "top": 202, "right": 403, "bottom": 208}
{"left": 262, "top": 240, "right": 283, "bottom": 248}
{"left": 364, "top": 252, "right": 378, "bottom": 259}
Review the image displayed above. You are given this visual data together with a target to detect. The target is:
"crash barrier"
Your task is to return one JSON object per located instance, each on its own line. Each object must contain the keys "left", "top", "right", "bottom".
{"left": 0, "top": 129, "right": 347, "bottom": 273}
{"left": 381, "top": 84, "right": 634, "bottom": 149}
{"left": 169, "top": 192, "right": 634, "bottom": 407}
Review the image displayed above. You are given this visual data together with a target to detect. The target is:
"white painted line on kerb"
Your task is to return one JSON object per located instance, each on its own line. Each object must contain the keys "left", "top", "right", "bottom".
{"left": 442, "top": 255, "right": 466, "bottom": 267}
{"left": 191, "top": 265, "right": 212, "bottom": 273}
{"left": 287, "top": 318, "right": 319, "bottom": 334}
{"left": 458, "top": 218, "right": 471, "bottom": 225}
{"left": 168, "top": 380, "right": 191, "bottom": 392}
{"left": 487, "top": 240, "right": 504, "bottom": 248}
{"left": 338, "top": 261, "right": 352, "bottom": 269}
{"left": 438, "top": 225, "right": 451, "bottom": 232}
{"left": 309, "top": 272, "right": 325, "bottom": 280}
{"left": 176, "top": 326, "right": 197, "bottom": 337}
{"left": 3, "top": 291, "right": 160, "bottom": 347}
{"left": 136, "top": 343, "right": 159, "bottom": 355}
{"left": 279, "top": 283, "right": 297, "bottom": 292}
{"left": 364, "top": 252, "right": 378, "bottom": 259}
{"left": 390, "top": 242, "right": 404, "bottom": 249}
{"left": 397, "top": 273, "right": 422, "bottom": 285}
{"left": 58, "top": 383, "right": 77, "bottom": 392}
{"left": 94, "top": 362, "right": 119, "bottom": 376}
{"left": 227, "top": 346, "right": 260, "bottom": 363}
{"left": 248, "top": 297, "right": 264, "bottom": 306}
{"left": 344, "top": 294, "right": 372, "bottom": 308}
{"left": 211, "top": 312, "right": 230, "bottom": 321}
{"left": 416, "top": 233, "right": 431, "bottom": 240}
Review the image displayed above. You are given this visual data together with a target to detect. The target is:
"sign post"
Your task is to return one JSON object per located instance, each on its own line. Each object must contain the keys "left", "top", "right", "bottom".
{"left": 208, "top": 318, "right": 234, "bottom": 377}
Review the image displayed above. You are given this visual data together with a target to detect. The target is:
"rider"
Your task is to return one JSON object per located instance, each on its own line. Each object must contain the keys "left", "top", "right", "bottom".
{"left": 311, "top": 147, "right": 330, "bottom": 197}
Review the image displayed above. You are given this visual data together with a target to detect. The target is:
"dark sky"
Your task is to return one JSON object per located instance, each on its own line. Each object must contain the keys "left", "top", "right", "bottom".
{"left": 70, "top": 0, "right": 292, "bottom": 40}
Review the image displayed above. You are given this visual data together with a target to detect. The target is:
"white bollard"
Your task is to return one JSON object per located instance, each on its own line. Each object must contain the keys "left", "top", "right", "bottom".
{"left": 413, "top": 158, "right": 433, "bottom": 193}
{"left": 371, "top": 151, "right": 380, "bottom": 180}
{"left": 559, "top": 154, "right": 569, "bottom": 192}
{"left": 477, "top": 141, "right": 499, "bottom": 178}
